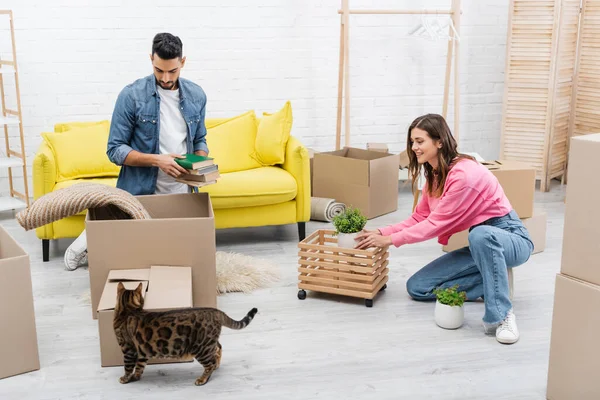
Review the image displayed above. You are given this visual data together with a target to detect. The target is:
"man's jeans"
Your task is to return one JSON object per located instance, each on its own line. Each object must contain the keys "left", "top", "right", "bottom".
{"left": 406, "top": 210, "right": 534, "bottom": 324}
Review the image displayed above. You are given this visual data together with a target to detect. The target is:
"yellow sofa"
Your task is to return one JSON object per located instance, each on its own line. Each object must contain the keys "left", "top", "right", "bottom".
{"left": 33, "top": 109, "right": 311, "bottom": 262}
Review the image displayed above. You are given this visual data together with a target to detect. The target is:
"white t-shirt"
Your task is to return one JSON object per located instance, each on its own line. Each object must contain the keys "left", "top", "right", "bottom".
{"left": 155, "top": 86, "right": 189, "bottom": 195}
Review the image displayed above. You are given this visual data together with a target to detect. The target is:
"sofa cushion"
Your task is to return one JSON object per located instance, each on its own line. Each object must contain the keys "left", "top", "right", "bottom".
{"left": 200, "top": 167, "right": 297, "bottom": 209}
{"left": 54, "top": 120, "right": 110, "bottom": 133}
{"left": 53, "top": 177, "right": 118, "bottom": 215}
{"left": 206, "top": 110, "right": 262, "bottom": 174}
{"left": 42, "top": 124, "right": 120, "bottom": 182}
{"left": 252, "top": 101, "right": 292, "bottom": 166}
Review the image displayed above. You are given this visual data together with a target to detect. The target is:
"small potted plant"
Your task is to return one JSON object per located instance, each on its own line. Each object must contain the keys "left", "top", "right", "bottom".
{"left": 433, "top": 285, "right": 467, "bottom": 329}
{"left": 332, "top": 206, "right": 367, "bottom": 249}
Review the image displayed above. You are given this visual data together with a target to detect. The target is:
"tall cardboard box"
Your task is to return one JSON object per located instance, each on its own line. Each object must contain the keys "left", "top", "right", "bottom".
{"left": 442, "top": 211, "right": 547, "bottom": 254}
{"left": 482, "top": 160, "right": 536, "bottom": 219}
{"left": 96, "top": 266, "right": 194, "bottom": 367}
{"left": 0, "top": 225, "right": 40, "bottom": 379}
{"left": 312, "top": 147, "right": 399, "bottom": 219}
{"left": 560, "top": 133, "right": 600, "bottom": 286}
{"left": 86, "top": 192, "right": 217, "bottom": 320}
{"left": 546, "top": 274, "right": 600, "bottom": 399}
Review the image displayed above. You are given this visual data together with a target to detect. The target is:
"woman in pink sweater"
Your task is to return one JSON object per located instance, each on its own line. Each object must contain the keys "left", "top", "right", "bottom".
{"left": 355, "top": 114, "right": 534, "bottom": 345}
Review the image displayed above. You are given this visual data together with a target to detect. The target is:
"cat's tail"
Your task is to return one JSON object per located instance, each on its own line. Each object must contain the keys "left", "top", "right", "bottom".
{"left": 220, "top": 308, "right": 258, "bottom": 330}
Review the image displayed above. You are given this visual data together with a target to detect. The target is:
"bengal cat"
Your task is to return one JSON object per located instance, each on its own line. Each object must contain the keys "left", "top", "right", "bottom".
{"left": 113, "top": 282, "right": 257, "bottom": 386}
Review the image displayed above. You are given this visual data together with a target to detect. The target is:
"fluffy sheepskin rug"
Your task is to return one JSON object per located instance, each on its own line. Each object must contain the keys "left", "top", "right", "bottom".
{"left": 215, "top": 251, "right": 281, "bottom": 294}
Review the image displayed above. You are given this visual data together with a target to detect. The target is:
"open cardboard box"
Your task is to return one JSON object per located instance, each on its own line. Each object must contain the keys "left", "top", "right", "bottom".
{"left": 86, "top": 192, "right": 217, "bottom": 320}
{"left": 442, "top": 211, "right": 547, "bottom": 253}
{"left": 312, "top": 147, "right": 399, "bottom": 219}
{"left": 97, "top": 266, "right": 194, "bottom": 367}
{"left": 0, "top": 225, "right": 40, "bottom": 379}
{"left": 482, "top": 160, "right": 536, "bottom": 219}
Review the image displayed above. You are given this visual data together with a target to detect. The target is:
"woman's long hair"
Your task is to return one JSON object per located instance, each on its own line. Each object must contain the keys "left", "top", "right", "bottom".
{"left": 407, "top": 114, "right": 474, "bottom": 198}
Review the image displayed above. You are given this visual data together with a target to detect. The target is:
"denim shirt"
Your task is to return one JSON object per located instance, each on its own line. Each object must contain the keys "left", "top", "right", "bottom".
{"left": 106, "top": 74, "right": 209, "bottom": 195}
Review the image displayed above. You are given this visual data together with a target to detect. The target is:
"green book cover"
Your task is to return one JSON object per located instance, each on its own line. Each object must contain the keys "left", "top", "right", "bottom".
{"left": 174, "top": 154, "right": 214, "bottom": 170}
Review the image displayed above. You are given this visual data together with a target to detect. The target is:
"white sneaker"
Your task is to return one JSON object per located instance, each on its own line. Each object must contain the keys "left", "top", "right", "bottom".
{"left": 64, "top": 231, "right": 88, "bottom": 271}
{"left": 495, "top": 309, "right": 519, "bottom": 344}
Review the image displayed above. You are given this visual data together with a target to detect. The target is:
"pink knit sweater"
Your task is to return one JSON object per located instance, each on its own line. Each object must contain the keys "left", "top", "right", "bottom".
{"left": 379, "top": 158, "right": 513, "bottom": 247}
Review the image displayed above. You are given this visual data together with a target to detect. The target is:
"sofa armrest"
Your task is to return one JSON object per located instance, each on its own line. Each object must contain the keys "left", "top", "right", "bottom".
{"left": 33, "top": 141, "right": 56, "bottom": 200}
{"left": 282, "top": 136, "right": 310, "bottom": 222}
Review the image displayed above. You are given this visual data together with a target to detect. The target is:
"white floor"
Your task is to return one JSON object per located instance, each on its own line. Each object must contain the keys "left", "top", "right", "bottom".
{"left": 0, "top": 180, "right": 567, "bottom": 400}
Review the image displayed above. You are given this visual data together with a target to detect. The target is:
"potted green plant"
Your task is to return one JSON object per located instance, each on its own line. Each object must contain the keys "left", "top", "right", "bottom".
{"left": 332, "top": 207, "right": 367, "bottom": 249}
{"left": 433, "top": 285, "right": 467, "bottom": 329}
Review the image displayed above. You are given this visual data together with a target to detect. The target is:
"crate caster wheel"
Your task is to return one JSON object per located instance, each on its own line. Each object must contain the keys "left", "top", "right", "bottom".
{"left": 365, "top": 299, "right": 373, "bottom": 308}
{"left": 380, "top": 284, "right": 387, "bottom": 292}
{"left": 298, "top": 290, "right": 307, "bottom": 300}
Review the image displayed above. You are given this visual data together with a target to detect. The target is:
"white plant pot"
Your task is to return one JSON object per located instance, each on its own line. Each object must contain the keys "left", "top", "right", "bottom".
{"left": 336, "top": 232, "right": 358, "bottom": 249}
{"left": 434, "top": 300, "right": 464, "bottom": 330}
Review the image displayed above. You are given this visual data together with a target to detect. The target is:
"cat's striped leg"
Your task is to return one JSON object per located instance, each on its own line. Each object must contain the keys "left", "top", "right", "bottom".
{"left": 215, "top": 342, "right": 222, "bottom": 369}
{"left": 194, "top": 345, "right": 219, "bottom": 386}
{"left": 132, "top": 356, "right": 148, "bottom": 381}
{"left": 119, "top": 346, "right": 138, "bottom": 384}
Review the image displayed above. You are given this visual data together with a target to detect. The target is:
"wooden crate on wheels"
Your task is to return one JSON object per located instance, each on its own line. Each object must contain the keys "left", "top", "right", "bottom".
{"left": 297, "top": 229, "right": 389, "bottom": 307}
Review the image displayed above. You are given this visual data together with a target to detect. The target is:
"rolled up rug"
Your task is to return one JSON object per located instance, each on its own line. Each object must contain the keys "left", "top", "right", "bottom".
{"left": 310, "top": 197, "right": 346, "bottom": 222}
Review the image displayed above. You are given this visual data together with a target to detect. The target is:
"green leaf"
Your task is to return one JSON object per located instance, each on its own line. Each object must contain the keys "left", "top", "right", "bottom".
{"left": 433, "top": 285, "right": 467, "bottom": 307}
{"left": 332, "top": 207, "right": 367, "bottom": 234}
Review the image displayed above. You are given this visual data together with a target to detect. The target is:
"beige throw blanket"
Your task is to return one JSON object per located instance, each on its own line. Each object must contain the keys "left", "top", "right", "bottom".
{"left": 16, "top": 182, "right": 151, "bottom": 230}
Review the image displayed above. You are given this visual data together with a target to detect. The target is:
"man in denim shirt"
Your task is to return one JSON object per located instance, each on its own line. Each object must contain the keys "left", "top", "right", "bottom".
{"left": 64, "top": 32, "right": 209, "bottom": 270}
{"left": 107, "top": 32, "right": 209, "bottom": 196}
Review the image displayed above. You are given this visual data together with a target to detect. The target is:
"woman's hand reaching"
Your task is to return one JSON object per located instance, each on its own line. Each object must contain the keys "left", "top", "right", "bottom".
{"left": 354, "top": 229, "right": 392, "bottom": 250}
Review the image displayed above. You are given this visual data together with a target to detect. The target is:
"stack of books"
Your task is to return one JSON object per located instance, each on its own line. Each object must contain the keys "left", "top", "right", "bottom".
{"left": 174, "top": 154, "right": 220, "bottom": 188}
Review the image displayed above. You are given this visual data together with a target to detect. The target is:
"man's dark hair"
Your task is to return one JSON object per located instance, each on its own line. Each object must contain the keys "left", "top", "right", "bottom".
{"left": 152, "top": 33, "right": 183, "bottom": 60}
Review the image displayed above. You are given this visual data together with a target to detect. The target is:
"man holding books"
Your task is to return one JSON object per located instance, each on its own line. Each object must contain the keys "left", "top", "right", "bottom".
{"left": 64, "top": 32, "right": 209, "bottom": 270}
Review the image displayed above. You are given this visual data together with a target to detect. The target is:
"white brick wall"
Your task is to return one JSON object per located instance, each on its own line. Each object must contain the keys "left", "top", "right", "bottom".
{"left": 0, "top": 0, "right": 509, "bottom": 198}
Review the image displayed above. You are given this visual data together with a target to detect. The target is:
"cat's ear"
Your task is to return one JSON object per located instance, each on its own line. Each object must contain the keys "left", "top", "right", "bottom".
{"left": 135, "top": 282, "right": 143, "bottom": 295}
{"left": 117, "top": 282, "right": 125, "bottom": 293}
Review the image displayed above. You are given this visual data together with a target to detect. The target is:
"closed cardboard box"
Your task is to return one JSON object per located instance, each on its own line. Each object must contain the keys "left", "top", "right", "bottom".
{"left": 313, "top": 147, "right": 399, "bottom": 219}
{"left": 482, "top": 160, "right": 536, "bottom": 219}
{"left": 0, "top": 225, "right": 40, "bottom": 379}
{"left": 442, "top": 211, "right": 546, "bottom": 254}
{"left": 97, "top": 266, "right": 194, "bottom": 367}
{"left": 546, "top": 273, "right": 600, "bottom": 399}
{"left": 561, "top": 133, "right": 600, "bottom": 286}
{"left": 86, "top": 192, "right": 217, "bottom": 320}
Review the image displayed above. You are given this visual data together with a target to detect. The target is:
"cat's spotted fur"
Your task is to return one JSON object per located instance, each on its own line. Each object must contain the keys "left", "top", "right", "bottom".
{"left": 114, "top": 282, "right": 257, "bottom": 386}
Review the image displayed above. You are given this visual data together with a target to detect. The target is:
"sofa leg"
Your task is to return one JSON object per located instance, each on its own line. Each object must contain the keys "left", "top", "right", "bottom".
{"left": 42, "top": 239, "right": 49, "bottom": 262}
{"left": 297, "top": 222, "right": 306, "bottom": 242}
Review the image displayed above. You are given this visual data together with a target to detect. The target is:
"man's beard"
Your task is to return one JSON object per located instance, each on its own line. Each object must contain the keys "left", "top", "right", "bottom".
{"left": 156, "top": 79, "right": 176, "bottom": 90}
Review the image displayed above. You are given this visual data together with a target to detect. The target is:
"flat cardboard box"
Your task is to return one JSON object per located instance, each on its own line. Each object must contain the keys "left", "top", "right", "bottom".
{"left": 307, "top": 148, "right": 318, "bottom": 196}
{"left": 312, "top": 147, "right": 399, "bottom": 219}
{"left": 561, "top": 133, "right": 600, "bottom": 286}
{"left": 0, "top": 225, "right": 40, "bottom": 379}
{"left": 398, "top": 150, "right": 410, "bottom": 169}
{"left": 442, "top": 211, "right": 547, "bottom": 253}
{"left": 546, "top": 273, "right": 600, "bottom": 399}
{"left": 482, "top": 160, "right": 536, "bottom": 219}
{"left": 86, "top": 192, "right": 216, "bottom": 320}
{"left": 97, "top": 266, "right": 194, "bottom": 367}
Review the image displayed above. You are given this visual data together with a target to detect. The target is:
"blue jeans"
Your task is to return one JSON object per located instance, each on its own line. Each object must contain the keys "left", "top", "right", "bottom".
{"left": 406, "top": 210, "right": 534, "bottom": 325}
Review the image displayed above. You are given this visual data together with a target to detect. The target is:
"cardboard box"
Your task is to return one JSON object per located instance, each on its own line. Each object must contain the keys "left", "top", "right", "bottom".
{"left": 86, "top": 192, "right": 217, "bottom": 320}
{"left": 546, "top": 273, "right": 600, "bottom": 399}
{"left": 561, "top": 133, "right": 600, "bottom": 286}
{"left": 312, "top": 147, "right": 399, "bottom": 219}
{"left": 307, "top": 148, "right": 318, "bottom": 196}
{"left": 442, "top": 211, "right": 547, "bottom": 253}
{"left": 482, "top": 160, "right": 536, "bottom": 219}
{"left": 0, "top": 225, "right": 40, "bottom": 379}
{"left": 398, "top": 150, "right": 410, "bottom": 169}
{"left": 97, "top": 266, "right": 194, "bottom": 367}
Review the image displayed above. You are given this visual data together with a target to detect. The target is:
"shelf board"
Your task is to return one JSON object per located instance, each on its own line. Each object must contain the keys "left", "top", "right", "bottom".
{"left": 0, "top": 196, "right": 27, "bottom": 212}
{"left": 0, "top": 116, "right": 20, "bottom": 125}
{"left": 0, "top": 67, "right": 15, "bottom": 74}
{"left": 0, "top": 157, "right": 22, "bottom": 168}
